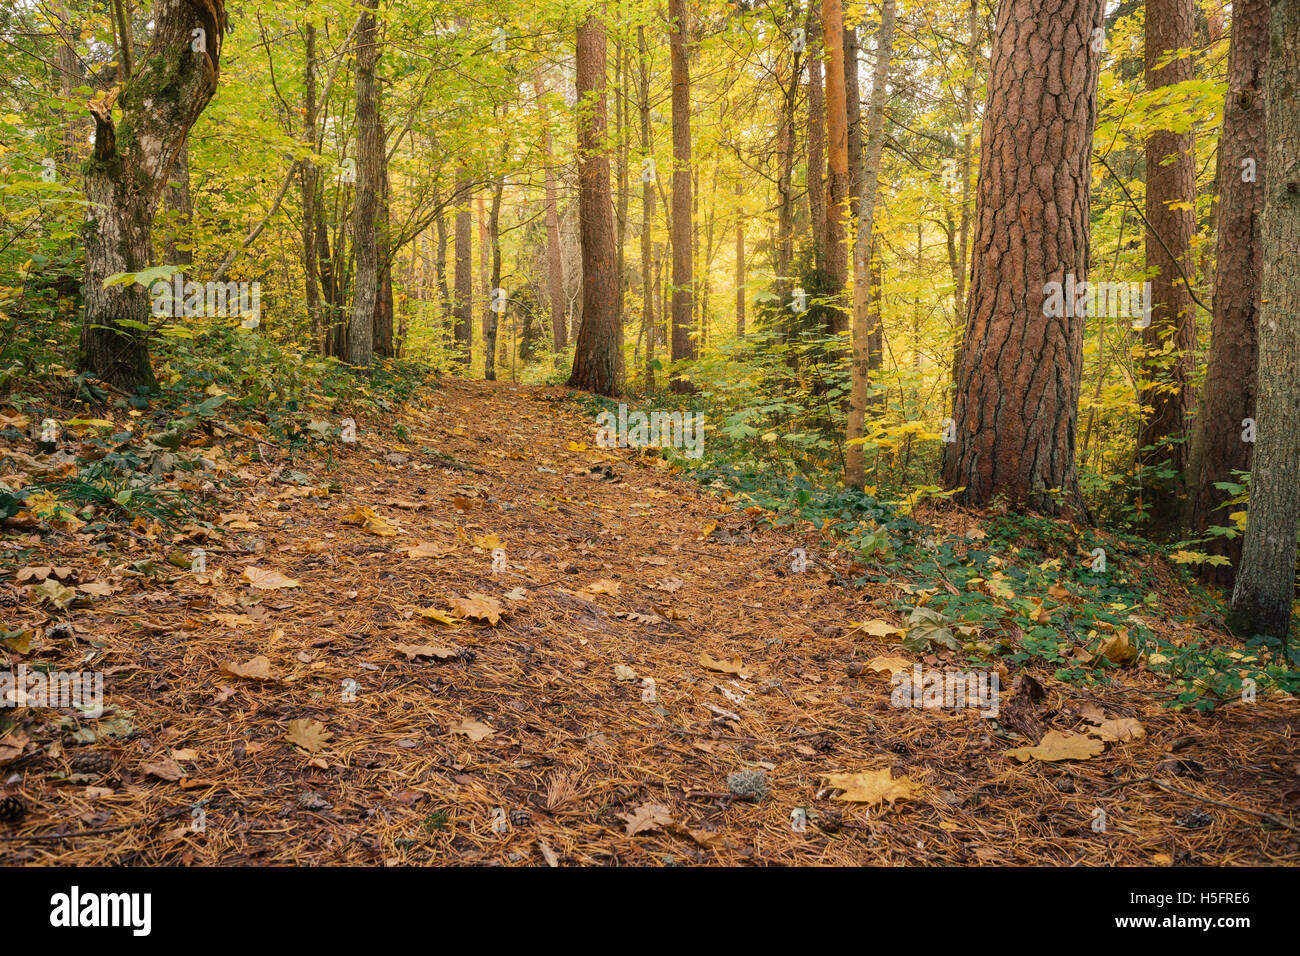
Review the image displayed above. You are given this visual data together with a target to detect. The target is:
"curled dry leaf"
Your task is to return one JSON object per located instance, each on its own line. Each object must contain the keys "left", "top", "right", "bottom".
{"left": 620, "top": 801, "right": 673, "bottom": 836}
{"left": 342, "top": 506, "right": 400, "bottom": 537}
{"left": 415, "top": 606, "right": 464, "bottom": 626}
{"left": 141, "top": 756, "right": 185, "bottom": 782}
{"left": 393, "top": 642, "right": 460, "bottom": 661}
{"left": 1086, "top": 717, "right": 1145, "bottom": 742}
{"left": 584, "top": 579, "right": 622, "bottom": 596}
{"left": 699, "top": 653, "right": 753, "bottom": 679}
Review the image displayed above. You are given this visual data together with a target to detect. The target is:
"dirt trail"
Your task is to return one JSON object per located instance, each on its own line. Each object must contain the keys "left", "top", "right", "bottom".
{"left": 3, "top": 379, "right": 1298, "bottom": 865}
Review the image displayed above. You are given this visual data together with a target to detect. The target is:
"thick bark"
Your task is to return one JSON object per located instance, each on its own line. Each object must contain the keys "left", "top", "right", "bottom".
{"left": 940, "top": 0, "right": 1103, "bottom": 515}
{"left": 1187, "top": 0, "right": 1268, "bottom": 586}
{"left": 821, "top": 0, "right": 849, "bottom": 333}
{"left": 566, "top": 15, "right": 621, "bottom": 396}
{"left": 534, "top": 68, "right": 568, "bottom": 357}
{"left": 806, "top": 11, "right": 827, "bottom": 274}
{"left": 1228, "top": 0, "right": 1300, "bottom": 641}
{"left": 453, "top": 169, "right": 473, "bottom": 365}
{"left": 81, "top": 0, "right": 225, "bottom": 391}
{"left": 1138, "top": 0, "right": 1198, "bottom": 522}
{"left": 668, "top": 0, "right": 696, "bottom": 392}
{"left": 846, "top": 0, "right": 894, "bottom": 490}
{"left": 345, "top": 0, "right": 380, "bottom": 368}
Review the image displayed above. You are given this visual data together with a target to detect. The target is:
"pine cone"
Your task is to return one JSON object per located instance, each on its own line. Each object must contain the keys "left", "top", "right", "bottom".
{"left": 816, "top": 808, "right": 844, "bottom": 833}
{"left": 71, "top": 751, "right": 114, "bottom": 776}
{"left": 509, "top": 808, "right": 532, "bottom": 828}
{"left": 0, "top": 793, "right": 27, "bottom": 824}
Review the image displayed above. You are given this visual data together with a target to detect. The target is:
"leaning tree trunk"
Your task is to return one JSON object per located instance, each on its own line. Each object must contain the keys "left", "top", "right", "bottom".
{"left": 566, "top": 14, "right": 621, "bottom": 396}
{"left": 940, "top": 0, "right": 1104, "bottom": 515}
{"left": 667, "top": 0, "right": 696, "bottom": 392}
{"left": 1137, "top": 0, "right": 1198, "bottom": 530}
{"left": 1186, "top": 0, "right": 1268, "bottom": 587}
{"left": 1228, "top": 0, "right": 1300, "bottom": 642}
{"left": 81, "top": 1, "right": 226, "bottom": 391}
{"left": 346, "top": 0, "right": 380, "bottom": 368}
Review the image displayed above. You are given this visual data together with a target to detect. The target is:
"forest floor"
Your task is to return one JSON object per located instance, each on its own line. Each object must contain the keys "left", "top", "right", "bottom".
{"left": 2, "top": 377, "right": 1298, "bottom": 866}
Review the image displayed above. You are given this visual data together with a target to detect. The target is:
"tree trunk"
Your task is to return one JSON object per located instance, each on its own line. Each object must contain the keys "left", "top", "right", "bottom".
{"left": 346, "top": 0, "right": 380, "bottom": 368}
{"left": 1228, "top": 0, "right": 1300, "bottom": 641}
{"left": 484, "top": 176, "right": 503, "bottom": 381}
{"left": 940, "top": 0, "right": 1103, "bottom": 515}
{"left": 453, "top": 169, "right": 473, "bottom": 365}
{"left": 300, "top": 22, "right": 325, "bottom": 355}
{"left": 821, "top": 0, "right": 849, "bottom": 334}
{"left": 535, "top": 68, "right": 568, "bottom": 358}
{"left": 735, "top": 177, "right": 745, "bottom": 336}
{"left": 668, "top": 0, "right": 696, "bottom": 392}
{"left": 566, "top": 14, "right": 621, "bottom": 396}
{"left": 161, "top": 140, "right": 193, "bottom": 268}
{"left": 373, "top": 141, "right": 395, "bottom": 359}
{"left": 638, "top": 25, "right": 656, "bottom": 386}
{"left": 1137, "top": 0, "right": 1198, "bottom": 525}
{"left": 846, "top": 0, "right": 894, "bottom": 490}
{"left": 1187, "top": 0, "right": 1268, "bottom": 586}
{"left": 81, "top": 0, "right": 226, "bottom": 391}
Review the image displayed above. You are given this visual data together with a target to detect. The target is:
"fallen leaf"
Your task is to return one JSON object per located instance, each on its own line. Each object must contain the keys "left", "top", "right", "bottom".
{"left": 415, "top": 606, "right": 465, "bottom": 627}
{"left": 342, "top": 506, "right": 400, "bottom": 537}
{"left": 78, "top": 581, "right": 116, "bottom": 597}
{"left": 450, "top": 719, "right": 494, "bottom": 742}
{"left": 1086, "top": 717, "right": 1145, "bottom": 742}
{"left": 614, "top": 664, "right": 637, "bottom": 682}
{"left": 584, "top": 579, "right": 622, "bottom": 596}
{"left": 241, "top": 566, "right": 301, "bottom": 590}
{"left": 0, "top": 730, "right": 29, "bottom": 764}
{"left": 393, "top": 642, "right": 460, "bottom": 661}
{"left": 699, "top": 653, "right": 753, "bottom": 678}
{"left": 1005, "top": 730, "right": 1105, "bottom": 763}
{"left": 864, "top": 655, "right": 912, "bottom": 677}
{"left": 851, "top": 619, "right": 904, "bottom": 639}
{"left": 620, "top": 801, "right": 673, "bottom": 836}
{"left": 822, "top": 769, "right": 921, "bottom": 807}
{"left": 32, "top": 577, "right": 77, "bottom": 609}
{"left": 141, "top": 756, "right": 185, "bottom": 781}
{"left": 402, "top": 541, "right": 456, "bottom": 558}
{"left": 449, "top": 593, "right": 504, "bottom": 626}
{"left": 1095, "top": 629, "right": 1137, "bottom": 666}
{"left": 220, "top": 656, "right": 277, "bottom": 681}
{"left": 285, "top": 719, "right": 332, "bottom": 753}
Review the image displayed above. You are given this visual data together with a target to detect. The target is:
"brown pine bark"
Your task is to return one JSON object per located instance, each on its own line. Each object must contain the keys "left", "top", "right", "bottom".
{"left": 1229, "top": 0, "right": 1300, "bottom": 641}
{"left": 637, "top": 24, "right": 656, "bottom": 385}
{"left": 346, "top": 0, "right": 380, "bottom": 368}
{"left": 566, "top": 14, "right": 621, "bottom": 396}
{"left": 821, "top": 0, "right": 849, "bottom": 333}
{"left": 940, "top": 0, "right": 1104, "bottom": 515}
{"left": 1187, "top": 0, "right": 1268, "bottom": 586}
{"left": 1137, "top": 0, "right": 1198, "bottom": 524}
{"left": 81, "top": 0, "right": 226, "bottom": 390}
{"left": 668, "top": 0, "right": 696, "bottom": 392}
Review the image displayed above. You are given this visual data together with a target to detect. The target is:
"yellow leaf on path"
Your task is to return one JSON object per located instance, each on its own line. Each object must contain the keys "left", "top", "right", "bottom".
{"left": 822, "top": 769, "right": 921, "bottom": 807}
{"left": 470, "top": 532, "right": 503, "bottom": 551}
{"left": 620, "top": 802, "right": 673, "bottom": 836}
{"left": 865, "top": 655, "right": 912, "bottom": 677}
{"left": 1096, "top": 629, "right": 1137, "bottom": 666}
{"left": 699, "top": 653, "right": 753, "bottom": 678}
{"left": 1005, "top": 730, "right": 1105, "bottom": 763}
{"left": 285, "top": 719, "right": 332, "bottom": 753}
{"left": 449, "top": 594, "right": 504, "bottom": 625}
{"left": 341, "top": 506, "right": 400, "bottom": 537}
{"left": 450, "top": 719, "right": 494, "bottom": 742}
{"left": 220, "top": 656, "right": 277, "bottom": 681}
{"left": 415, "top": 606, "right": 464, "bottom": 627}
{"left": 584, "top": 578, "right": 621, "bottom": 596}
{"left": 241, "top": 566, "right": 300, "bottom": 590}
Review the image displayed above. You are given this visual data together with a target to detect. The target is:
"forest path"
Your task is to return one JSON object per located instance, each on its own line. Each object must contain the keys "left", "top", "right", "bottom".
{"left": 4, "top": 378, "right": 1298, "bottom": 865}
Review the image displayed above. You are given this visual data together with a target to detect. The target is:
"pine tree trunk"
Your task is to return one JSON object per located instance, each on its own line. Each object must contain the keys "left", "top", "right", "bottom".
{"left": 668, "top": 0, "right": 696, "bottom": 392}
{"left": 1187, "top": 0, "right": 1268, "bottom": 586}
{"left": 534, "top": 68, "right": 568, "bottom": 358}
{"left": 1228, "top": 0, "right": 1300, "bottom": 641}
{"left": 805, "top": 11, "right": 827, "bottom": 275}
{"left": 638, "top": 25, "right": 656, "bottom": 386}
{"left": 453, "top": 169, "right": 473, "bottom": 365}
{"left": 81, "top": 0, "right": 226, "bottom": 391}
{"left": 821, "top": 0, "right": 849, "bottom": 334}
{"left": 346, "top": 0, "right": 380, "bottom": 368}
{"left": 484, "top": 177, "right": 503, "bottom": 382}
{"left": 846, "top": 0, "right": 894, "bottom": 490}
{"left": 1138, "top": 0, "right": 1198, "bottom": 525}
{"left": 566, "top": 14, "right": 621, "bottom": 396}
{"left": 940, "top": 0, "right": 1103, "bottom": 515}
{"left": 301, "top": 23, "right": 325, "bottom": 355}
